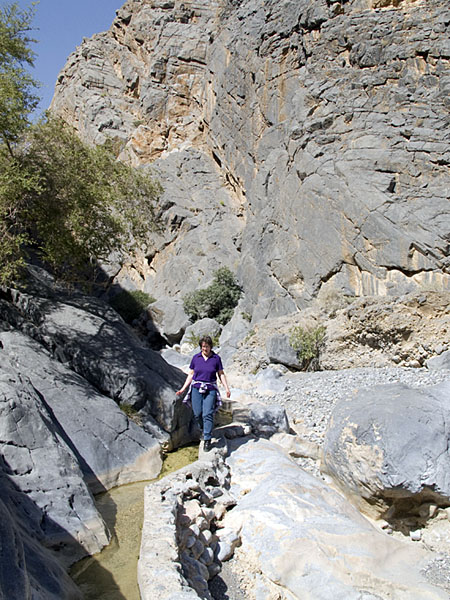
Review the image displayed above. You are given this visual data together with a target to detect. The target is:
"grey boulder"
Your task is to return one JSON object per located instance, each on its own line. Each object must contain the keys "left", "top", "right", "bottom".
{"left": 322, "top": 381, "right": 450, "bottom": 519}
{"left": 266, "top": 334, "right": 302, "bottom": 370}
{"left": 3, "top": 280, "right": 189, "bottom": 446}
{"left": 233, "top": 402, "right": 290, "bottom": 438}
{"left": 0, "top": 330, "right": 163, "bottom": 493}
{"left": 0, "top": 464, "right": 83, "bottom": 600}
{"left": 147, "top": 297, "right": 190, "bottom": 344}
{"left": 0, "top": 356, "right": 109, "bottom": 564}
{"left": 180, "top": 318, "right": 222, "bottom": 349}
{"left": 426, "top": 350, "right": 450, "bottom": 371}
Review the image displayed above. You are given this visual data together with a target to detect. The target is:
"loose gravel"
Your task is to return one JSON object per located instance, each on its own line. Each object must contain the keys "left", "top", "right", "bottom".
{"left": 253, "top": 366, "right": 450, "bottom": 448}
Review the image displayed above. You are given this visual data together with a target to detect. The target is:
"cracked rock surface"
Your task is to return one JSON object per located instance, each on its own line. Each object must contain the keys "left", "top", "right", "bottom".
{"left": 50, "top": 0, "right": 450, "bottom": 319}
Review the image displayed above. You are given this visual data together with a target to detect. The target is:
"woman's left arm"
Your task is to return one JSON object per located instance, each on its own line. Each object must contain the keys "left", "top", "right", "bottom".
{"left": 218, "top": 370, "right": 231, "bottom": 398}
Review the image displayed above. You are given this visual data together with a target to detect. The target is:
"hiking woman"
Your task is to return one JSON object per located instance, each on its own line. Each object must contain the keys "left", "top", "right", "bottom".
{"left": 176, "top": 336, "right": 231, "bottom": 451}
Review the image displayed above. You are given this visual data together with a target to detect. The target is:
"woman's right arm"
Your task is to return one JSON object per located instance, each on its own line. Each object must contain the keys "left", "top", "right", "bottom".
{"left": 176, "top": 369, "right": 194, "bottom": 395}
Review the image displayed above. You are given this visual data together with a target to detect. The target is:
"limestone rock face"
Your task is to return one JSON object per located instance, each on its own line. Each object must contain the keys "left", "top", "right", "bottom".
{"left": 1, "top": 271, "right": 189, "bottom": 443}
{"left": 0, "top": 355, "right": 109, "bottom": 564}
{"left": 0, "top": 330, "right": 163, "bottom": 493}
{"left": 0, "top": 464, "right": 83, "bottom": 600}
{"left": 224, "top": 438, "right": 447, "bottom": 599}
{"left": 321, "top": 381, "right": 450, "bottom": 519}
{"left": 50, "top": 0, "right": 450, "bottom": 321}
{"left": 0, "top": 267, "right": 195, "bottom": 596}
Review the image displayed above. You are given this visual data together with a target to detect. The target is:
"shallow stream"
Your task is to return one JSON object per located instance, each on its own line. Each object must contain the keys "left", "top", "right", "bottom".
{"left": 70, "top": 445, "right": 199, "bottom": 600}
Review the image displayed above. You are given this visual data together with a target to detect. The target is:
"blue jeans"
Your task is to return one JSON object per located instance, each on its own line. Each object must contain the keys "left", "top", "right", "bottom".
{"left": 191, "top": 387, "right": 216, "bottom": 441}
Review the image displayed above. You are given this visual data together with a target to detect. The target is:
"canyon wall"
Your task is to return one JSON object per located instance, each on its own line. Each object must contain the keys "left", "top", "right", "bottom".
{"left": 50, "top": 0, "right": 450, "bottom": 321}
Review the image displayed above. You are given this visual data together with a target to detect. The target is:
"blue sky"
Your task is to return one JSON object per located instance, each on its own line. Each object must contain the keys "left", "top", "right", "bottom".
{"left": 15, "top": 0, "right": 121, "bottom": 115}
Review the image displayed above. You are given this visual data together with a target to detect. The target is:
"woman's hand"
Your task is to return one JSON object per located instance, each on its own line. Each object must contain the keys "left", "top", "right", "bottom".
{"left": 177, "top": 370, "right": 194, "bottom": 397}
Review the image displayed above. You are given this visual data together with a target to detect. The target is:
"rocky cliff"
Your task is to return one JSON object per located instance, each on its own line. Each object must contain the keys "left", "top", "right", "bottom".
{"left": 0, "top": 266, "right": 191, "bottom": 599}
{"left": 50, "top": 0, "right": 449, "bottom": 322}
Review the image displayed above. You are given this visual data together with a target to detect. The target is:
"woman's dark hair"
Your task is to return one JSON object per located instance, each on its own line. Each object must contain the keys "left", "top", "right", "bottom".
{"left": 199, "top": 335, "right": 213, "bottom": 348}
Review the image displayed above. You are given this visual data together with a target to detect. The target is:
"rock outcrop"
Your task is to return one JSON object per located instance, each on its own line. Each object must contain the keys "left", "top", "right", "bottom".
{"left": 322, "top": 380, "right": 450, "bottom": 520}
{"left": 0, "top": 330, "right": 163, "bottom": 493}
{"left": 227, "top": 290, "right": 450, "bottom": 373}
{"left": 0, "top": 464, "right": 83, "bottom": 600}
{"left": 223, "top": 437, "right": 448, "bottom": 599}
{"left": 50, "top": 0, "right": 450, "bottom": 322}
{"left": 1, "top": 268, "right": 189, "bottom": 445}
{"left": 0, "top": 267, "right": 193, "bottom": 597}
{"left": 138, "top": 427, "right": 450, "bottom": 599}
{"left": 0, "top": 352, "right": 109, "bottom": 564}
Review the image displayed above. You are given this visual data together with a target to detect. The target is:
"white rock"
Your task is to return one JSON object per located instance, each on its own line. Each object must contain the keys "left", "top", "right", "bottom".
{"left": 216, "top": 540, "right": 234, "bottom": 562}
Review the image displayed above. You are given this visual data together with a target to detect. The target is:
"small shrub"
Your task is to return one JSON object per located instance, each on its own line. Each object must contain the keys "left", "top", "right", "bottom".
{"left": 289, "top": 324, "right": 326, "bottom": 371}
{"left": 244, "top": 328, "right": 255, "bottom": 343}
{"left": 110, "top": 290, "right": 155, "bottom": 323}
{"left": 183, "top": 267, "right": 242, "bottom": 325}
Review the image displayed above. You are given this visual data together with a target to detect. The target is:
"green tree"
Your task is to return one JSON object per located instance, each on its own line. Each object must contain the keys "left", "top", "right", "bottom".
{"left": 0, "top": 2, "right": 39, "bottom": 155}
{"left": 183, "top": 267, "right": 242, "bottom": 325}
{"left": 0, "top": 117, "right": 162, "bottom": 284}
{"left": 0, "top": 3, "right": 163, "bottom": 286}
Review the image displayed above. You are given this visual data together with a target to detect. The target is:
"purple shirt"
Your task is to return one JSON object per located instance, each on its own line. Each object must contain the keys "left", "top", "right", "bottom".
{"left": 189, "top": 352, "right": 223, "bottom": 384}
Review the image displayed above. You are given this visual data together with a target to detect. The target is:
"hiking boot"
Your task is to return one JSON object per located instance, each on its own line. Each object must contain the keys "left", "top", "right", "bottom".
{"left": 203, "top": 440, "right": 211, "bottom": 452}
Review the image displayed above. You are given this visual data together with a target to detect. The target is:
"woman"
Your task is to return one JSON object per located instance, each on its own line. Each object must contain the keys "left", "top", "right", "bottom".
{"left": 176, "top": 336, "right": 231, "bottom": 451}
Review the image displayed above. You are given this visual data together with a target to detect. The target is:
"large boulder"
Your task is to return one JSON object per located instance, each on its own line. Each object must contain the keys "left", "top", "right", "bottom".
{"left": 232, "top": 402, "right": 290, "bottom": 438}
{"left": 218, "top": 303, "right": 251, "bottom": 367}
{"left": 180, "top": 318, "right": 222, "bottom": 351}
{"left": 0, "top": 330, "right": 163, "bottom": 492}
{"left": 427, "top": 350, "right": 450, "bottom": 371}
{"left": 223, "top": 438, "right": 447, "bottom": 599}
{"left": 1, "top": 274, "right": 190, "bottom": 447}
{"left": 0, "top": 464, "right": 83, "bottom": 600}
{"left": 147, "top": 296, "right": 190, "bottom": 344}
{"left": 322, "top": 381, "right": 450, "bottom": 520}
{"left": 266, "top": 334, "right": 302, "bottom": 370}
{"left": 0, "top": 357, "right": 109, "bottom": 564}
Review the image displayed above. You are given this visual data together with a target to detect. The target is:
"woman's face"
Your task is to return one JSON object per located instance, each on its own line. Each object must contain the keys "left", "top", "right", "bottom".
{"left": 201, "top": 342, "right": 212, "bottom": 356}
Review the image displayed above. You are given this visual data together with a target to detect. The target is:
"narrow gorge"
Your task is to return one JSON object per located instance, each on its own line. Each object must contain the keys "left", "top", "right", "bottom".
{"left": 0, "top": 0, "right": 449, "bottom": 599}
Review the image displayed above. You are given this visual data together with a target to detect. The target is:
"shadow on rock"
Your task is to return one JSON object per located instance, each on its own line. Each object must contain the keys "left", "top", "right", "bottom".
{"left": 0, "top": 460, "right": 124, "bottom": 600}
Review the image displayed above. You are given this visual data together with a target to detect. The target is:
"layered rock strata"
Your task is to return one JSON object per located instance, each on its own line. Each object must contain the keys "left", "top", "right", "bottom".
{"left": 50, "top": 0, "right": 450, "bottom": 321}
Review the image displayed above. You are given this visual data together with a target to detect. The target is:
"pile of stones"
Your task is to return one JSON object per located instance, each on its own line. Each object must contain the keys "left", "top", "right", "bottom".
{"left": 138, "top": 446, "right": 241, "bottom": 600}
